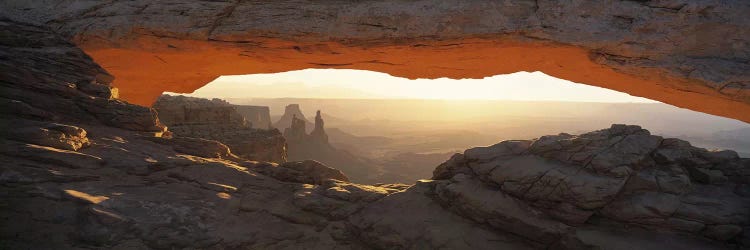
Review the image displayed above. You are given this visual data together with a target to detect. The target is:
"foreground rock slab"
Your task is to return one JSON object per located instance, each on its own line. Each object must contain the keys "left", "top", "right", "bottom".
{"left": 433, "top": 124, "right": 750, "bottom": 248}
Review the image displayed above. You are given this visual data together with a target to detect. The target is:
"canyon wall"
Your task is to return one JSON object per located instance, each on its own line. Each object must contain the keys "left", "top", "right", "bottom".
{"left": 274, "top": 104, "right": 314, "bottom": 132}
{"left": 1, "top": 0, "right": 749, "bottom": 122}
{"left": 153, "top": 95, "right": 287, "bottom": 163}
{"left": 1, "top": 20, "right": 748, "bottom": 248}
{"left": 234, "top": 105, "right": 272, "bottom": 129}
{"left": 0, "top": 19, "right": 165, "bottom": 136}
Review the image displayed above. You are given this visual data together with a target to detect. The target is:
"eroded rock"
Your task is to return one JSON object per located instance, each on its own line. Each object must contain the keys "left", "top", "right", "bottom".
{"left": 434, "top": 124, "right": 750, "bottom": 246}
{"left": 1, "top": 20, "right": 748, "bottom": 249}
{"left": 153, "top": 94, "right": 287, "bottom": 162}
{"left": 2, "top": 0, "right": 749, "bottom": 124}
{"left": 249, "top": 160, "right": 350, "bottom": 185}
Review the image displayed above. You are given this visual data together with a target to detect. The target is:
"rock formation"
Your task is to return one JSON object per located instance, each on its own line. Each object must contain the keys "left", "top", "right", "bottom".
{"left": 427, "top": 124, "right": 749, "bottom": 248}
{"left": 310, "top": 110, "right": 329, "bottom": 144}
{"left": 284, "top": 110, "right": 329, "bottom": 147}
{"left": 252, "top": 160, "right": 350, "bottom": 185}
{"left": 0, "top": 20, "right": 165, "bottom": 137}
{"left": 234, "top": 105, "right": 272, "bottom": 129}
{"left": 282, "top": 109, "right": 377, "bottom": 183}
{"left": 2, "top": 10, "right": 750, "bottom": 250}
{"left": 153, "top": 95, "right": 287, "bottom": 163}
{"left": 274, "top": 104, "right": 314, "bottom": 132}
{"left": 1, "top": 1, "right": 749, "bottom": 123}
{"left": 284, "top": 115, "right": 310, "bottom": 143}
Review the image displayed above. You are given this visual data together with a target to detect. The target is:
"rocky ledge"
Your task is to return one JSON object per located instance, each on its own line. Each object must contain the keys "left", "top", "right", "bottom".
{"left": 1, "top": 19, "right": 749, "bottom": 249}
{"left": 153, "top": 94, "right": 287, "bottom": 163}
{"left": 428, "top": 124, "right": 749, "bottom": 248}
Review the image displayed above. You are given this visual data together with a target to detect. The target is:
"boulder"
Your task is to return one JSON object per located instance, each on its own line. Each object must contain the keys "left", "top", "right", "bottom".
{"left": 5, "top": 120, "right": 90, "bottom": 151}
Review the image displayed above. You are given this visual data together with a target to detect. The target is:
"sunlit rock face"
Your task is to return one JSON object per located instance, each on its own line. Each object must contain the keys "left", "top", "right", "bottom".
{"left": 1, "top": 0, "right": 749, "bottom": 122}
{"left": 153, "top": 95, "right": 287, "bottom": 163}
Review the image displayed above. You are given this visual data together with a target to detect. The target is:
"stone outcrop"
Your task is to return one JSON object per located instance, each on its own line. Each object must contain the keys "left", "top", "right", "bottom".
{"left": 274, "top": 104, "right": 314, "bottom": 132}
{"left": 2, "top": 17, "right": 750, "bottom": 250}
{"left": 251, "top": 160, "right": 350, "bottom": 185}
{"left": 282, "top": 109, "right": 377, "bottom": 183}
{"left": 146, "top": 136, "right": 239, "bottom": 161}
{"left": 234, "top": 105, "right": 272, "bottom": 129}
{"left": 310, "top": 110, "right": 329, "bottom": 144}
{"left": 0, "top": 19, "right": 166, "bottom": 136}
{"left": 153, "top": 95, "right": 287, "bottom": 163}
{"left": 1, "top": 1, "right": 749, "bottom": 123}
{"left": 284, "top": 111, "right": 329, "bottom": 147}
{"left": 430, "top": 124, "right": 749, "bottom": 247}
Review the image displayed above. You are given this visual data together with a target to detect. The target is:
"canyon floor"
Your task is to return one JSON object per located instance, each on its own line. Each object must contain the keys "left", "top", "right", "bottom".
{"left": 1, "top": 19, "right": 750, "bottom": 250}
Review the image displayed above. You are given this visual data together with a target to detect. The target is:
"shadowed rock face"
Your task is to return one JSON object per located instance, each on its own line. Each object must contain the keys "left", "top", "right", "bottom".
{"left": 282, "top": 109, "right": 378, "bottom": 183}
{"left": 431, "top": 124, "right": 749, "bottom": 247}
{"left": 234, "top": 105, "right": 272, "bottom": 129}
{"left": 1, "top": 0, "right": 749, "bottom": 122}
{"left": 153, "top": 95, "right": 287, "bottom": 163}
{"left": 0, "top": 19, "right": 166, "bottom": 135}
{"left": 274, "top": 104, "right": 314, "bottom": 132}
{"left": 2, "top": 9, "right": 750, "bottom": 250}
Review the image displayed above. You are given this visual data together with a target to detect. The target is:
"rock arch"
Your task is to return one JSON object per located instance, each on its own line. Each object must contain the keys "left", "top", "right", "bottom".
{"left": 2, "top": 0, "right": 748, "bottom": 122}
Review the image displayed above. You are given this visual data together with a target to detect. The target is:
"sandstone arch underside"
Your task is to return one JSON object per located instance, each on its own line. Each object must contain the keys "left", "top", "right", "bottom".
{"left": 3, "top": 0, "right": 749, "bottom": 122}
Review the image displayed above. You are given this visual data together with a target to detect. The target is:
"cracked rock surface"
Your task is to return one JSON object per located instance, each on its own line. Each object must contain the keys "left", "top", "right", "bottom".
{"left": 1, "top": 18, "right": 749, "bottom": 250}
{"left": 432, "top": 124, "right": 750, "bottom": 248}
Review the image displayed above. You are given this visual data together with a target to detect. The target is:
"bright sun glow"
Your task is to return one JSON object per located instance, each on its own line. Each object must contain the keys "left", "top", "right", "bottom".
{"left": 174, "top": 69, "right": 658, "bottom": 103}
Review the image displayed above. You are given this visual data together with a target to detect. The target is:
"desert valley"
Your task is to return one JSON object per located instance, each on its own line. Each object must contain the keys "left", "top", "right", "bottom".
{"left": 156, "top": 94, "right": 750, "bottom": 185}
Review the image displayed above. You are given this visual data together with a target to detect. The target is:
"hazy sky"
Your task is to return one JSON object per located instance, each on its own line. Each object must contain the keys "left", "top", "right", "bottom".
{"left": 175, "top": 69, "right": 658, "bottom": 103}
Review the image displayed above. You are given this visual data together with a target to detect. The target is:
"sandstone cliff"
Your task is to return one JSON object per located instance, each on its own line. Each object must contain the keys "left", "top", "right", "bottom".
{"left": 234, "top": 105, "right": 272, "bottom": 129}
{"left": 153, "top": 95, "right": 287, "bottom": 163}
{"left": 1, "top": 18, "right": 749, "bottom": 250}
{"left": 274, "top": 104, "right": 314, "bottom": 132}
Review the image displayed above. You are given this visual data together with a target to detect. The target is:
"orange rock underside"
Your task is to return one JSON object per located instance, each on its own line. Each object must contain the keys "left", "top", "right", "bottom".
{"left": 82, "top": 37, "right": 750, "bottom": 123}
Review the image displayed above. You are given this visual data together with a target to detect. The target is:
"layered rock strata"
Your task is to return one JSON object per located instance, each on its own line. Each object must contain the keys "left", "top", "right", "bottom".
{"left": 1, "top": 1, "right": 749, "bottom": 122}
{"left": 274, "top": 104, "right": 314, "bottom": 132}
{"left": 430, "top": 124, "right": 750, "bottom": 247}
{"left": 153, "top": 95, "right": 287, "bottom": 163}
{"left": 0, "top": 19, "right": 165, "bottom": 136}
{"left": 1, "top": 19, "right": 748, "bottom": 250}
{"left": 234, "top": 105, "right": 272, "bottom": 130}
